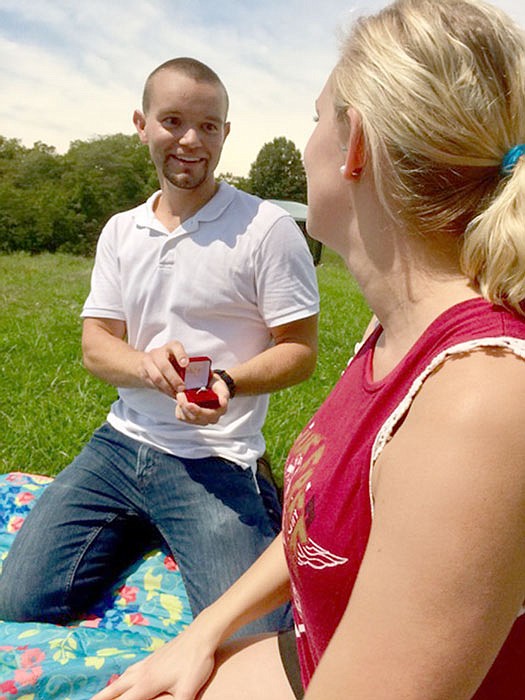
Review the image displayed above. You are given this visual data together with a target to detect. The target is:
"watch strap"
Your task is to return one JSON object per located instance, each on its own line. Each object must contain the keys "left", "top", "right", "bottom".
{"left": 214, "top": 369, "right": 236, "bottom": 399}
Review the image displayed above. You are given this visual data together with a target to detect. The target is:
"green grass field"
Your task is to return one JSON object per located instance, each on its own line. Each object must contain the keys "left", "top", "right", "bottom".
{"left": 0, "top": 249, "right": 370, "bottom": 482}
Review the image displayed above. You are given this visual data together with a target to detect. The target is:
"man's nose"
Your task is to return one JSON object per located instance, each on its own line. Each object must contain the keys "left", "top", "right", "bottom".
{"left": 179, "top": 127, "right": 201, "bottom": 146}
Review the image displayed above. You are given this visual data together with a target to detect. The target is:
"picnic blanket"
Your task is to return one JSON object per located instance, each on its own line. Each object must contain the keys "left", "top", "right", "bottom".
{"left": 0, "top": 472, "right": 193, "bottom": 699}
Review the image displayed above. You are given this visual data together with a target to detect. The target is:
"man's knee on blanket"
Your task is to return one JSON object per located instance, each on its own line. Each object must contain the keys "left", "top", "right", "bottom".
{"left": 0, "top": 576, "right": 74, "bottom": 624}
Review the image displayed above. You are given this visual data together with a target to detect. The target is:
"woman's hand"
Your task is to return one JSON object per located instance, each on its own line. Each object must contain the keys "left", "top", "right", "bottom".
{"left": 90, "top": 618, "right": 219, "bottom": 700}
{"left": 91, "top": 535, "right": 291, "bottom": 700}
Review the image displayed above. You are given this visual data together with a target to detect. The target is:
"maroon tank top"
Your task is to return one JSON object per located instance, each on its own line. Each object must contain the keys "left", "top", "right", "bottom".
{"left": 283, "top": 298, "right": 525, "bottom": 696}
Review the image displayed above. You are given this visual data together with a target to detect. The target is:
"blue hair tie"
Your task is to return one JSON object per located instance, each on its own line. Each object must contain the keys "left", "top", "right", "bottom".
{"left": 501, "top": 144, "right": 525, "bottom": 176}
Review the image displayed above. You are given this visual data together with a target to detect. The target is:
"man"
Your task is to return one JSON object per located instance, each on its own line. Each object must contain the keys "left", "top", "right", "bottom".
{"left": 0, "top": 58, "right": 319, "bottom": 634}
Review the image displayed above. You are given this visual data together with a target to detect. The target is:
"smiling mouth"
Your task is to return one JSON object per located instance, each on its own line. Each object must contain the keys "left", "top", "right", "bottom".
{"left": 170, "top": 154, "right": 203, "bottom": 165}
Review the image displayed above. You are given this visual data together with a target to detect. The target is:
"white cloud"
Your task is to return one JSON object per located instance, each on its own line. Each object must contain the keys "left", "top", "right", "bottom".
{"left": 1, "top": 0, "right": 525, "bottom": 175}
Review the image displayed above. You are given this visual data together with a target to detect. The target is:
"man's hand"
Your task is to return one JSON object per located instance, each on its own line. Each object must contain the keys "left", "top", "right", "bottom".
{"left": 82, "top": 320, "right": 196, "bottom": 397}
{"left": 139, "top": 341, "right": 190, "bottom": 398}
{"left": 175, "top": 374, "right": 230, "bottom": 425}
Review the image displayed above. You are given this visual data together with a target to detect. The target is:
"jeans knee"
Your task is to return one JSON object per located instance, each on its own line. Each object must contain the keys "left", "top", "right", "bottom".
{"left": 0, "top": 573, "right": 72, "bottom": 624}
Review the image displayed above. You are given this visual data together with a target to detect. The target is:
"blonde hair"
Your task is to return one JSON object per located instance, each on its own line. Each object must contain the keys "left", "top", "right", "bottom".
{"left": 332, "top": 0, "right": 525, "bottom": 314}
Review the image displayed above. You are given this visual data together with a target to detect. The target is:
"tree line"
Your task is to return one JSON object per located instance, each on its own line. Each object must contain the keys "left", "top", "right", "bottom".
{"left": 0, "top": 134, "right": 307, "bottom": 256}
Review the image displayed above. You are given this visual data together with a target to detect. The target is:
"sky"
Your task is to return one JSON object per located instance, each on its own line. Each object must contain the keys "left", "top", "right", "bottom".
{"left": 2, "top": 0, "right": 525, "bottom": 177}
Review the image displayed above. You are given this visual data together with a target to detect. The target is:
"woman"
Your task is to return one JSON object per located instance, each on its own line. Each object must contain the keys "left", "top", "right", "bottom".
{"left": 92, "top": 1, "right": 525, "bottom": 698}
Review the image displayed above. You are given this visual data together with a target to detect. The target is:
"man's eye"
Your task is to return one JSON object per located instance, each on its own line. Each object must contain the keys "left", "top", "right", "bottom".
{"left": 203, "top": 123, "right": 218, "bottom": 133}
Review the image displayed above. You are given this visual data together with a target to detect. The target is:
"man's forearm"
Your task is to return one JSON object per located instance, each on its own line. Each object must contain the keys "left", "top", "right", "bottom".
{"left": 82, "top": 314, "right": 318, "bottom": 402}
{"left": 82, "top": 319, "right": 147, "bottom": 388}
{"left": 223, "top": 313, "right": 318, "bottom": 397}
{"left": 225, "top": 340, "right": 317, "bottom": 397}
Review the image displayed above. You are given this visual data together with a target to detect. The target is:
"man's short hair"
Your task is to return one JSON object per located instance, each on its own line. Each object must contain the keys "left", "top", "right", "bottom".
{"left": 142, "top": 57, "right": 229, "bottom": 116}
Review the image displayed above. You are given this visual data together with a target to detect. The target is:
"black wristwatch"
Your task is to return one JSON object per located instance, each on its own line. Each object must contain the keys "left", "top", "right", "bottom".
{"left": 214, "top": 369, "right": 236, "bottom": 399}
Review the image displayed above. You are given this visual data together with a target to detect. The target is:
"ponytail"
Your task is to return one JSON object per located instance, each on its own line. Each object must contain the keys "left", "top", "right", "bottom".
{"left": 333, "top": 0, "right": 525, "bottom": 315}
{"left": 462, "top": 157, "right": 525, "bottom": 315}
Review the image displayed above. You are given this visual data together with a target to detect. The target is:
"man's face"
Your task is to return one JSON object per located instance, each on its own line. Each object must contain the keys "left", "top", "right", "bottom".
{"left": 134, "top": 71, "right": 230, "bottom": 191}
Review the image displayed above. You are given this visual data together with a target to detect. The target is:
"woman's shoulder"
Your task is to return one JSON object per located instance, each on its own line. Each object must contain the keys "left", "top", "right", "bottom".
{"left": 373, "top": 346, "right": 525, "bottom": 549}
{"left": 392, "top": 346, "right": 525, "bottom": 473}
{"left": 429, "top": 343, "right": 524, "bottom": 410}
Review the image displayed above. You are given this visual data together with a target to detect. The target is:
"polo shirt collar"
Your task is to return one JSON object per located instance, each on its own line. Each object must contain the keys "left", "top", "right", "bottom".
{"left": 135, "top": 182, "right": 236, "bottom": 234}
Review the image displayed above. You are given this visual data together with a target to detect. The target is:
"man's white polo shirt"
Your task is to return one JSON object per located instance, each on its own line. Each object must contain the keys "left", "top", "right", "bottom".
{"left": 82, "top": 183, "right": 319, "bottom": 470}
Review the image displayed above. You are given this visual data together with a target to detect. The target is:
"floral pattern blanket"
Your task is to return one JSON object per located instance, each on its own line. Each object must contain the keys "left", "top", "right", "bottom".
{"left": 0, "top": 472, "right": 193, "bottom": 699}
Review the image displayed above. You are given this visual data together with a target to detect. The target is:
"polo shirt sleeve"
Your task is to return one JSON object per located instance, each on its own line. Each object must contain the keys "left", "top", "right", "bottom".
{"left": 254, "top": 215, "right": 320, "bottom": 328}
{"left": 81, "top": 217, "right": 125, "bottom": 321}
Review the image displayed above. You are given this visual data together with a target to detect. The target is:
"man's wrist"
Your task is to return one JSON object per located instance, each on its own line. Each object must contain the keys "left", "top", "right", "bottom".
{"left": 214, "top": 369, "right": 236, "bottom": 399}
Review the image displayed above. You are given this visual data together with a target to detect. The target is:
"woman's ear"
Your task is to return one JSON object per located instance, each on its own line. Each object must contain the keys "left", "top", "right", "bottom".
{"left": 341, "top": 107, "right": 366, "bottom": 179}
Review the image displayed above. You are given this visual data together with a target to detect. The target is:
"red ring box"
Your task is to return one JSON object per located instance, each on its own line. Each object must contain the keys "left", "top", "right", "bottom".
{"left": 169, "top": 356, "right": 220, "bottom": 409}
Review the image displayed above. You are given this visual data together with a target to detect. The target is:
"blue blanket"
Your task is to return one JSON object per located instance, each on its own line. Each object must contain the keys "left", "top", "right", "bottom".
{"left": 0, "top": 472, "right": 193, "bottom": 699}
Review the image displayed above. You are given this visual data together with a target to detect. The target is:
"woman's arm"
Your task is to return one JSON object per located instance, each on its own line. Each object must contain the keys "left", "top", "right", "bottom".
{"left": 305, "top": 349, "right": 525, "bottom": 700}
{"left": 91, "top": 533, "right": 291, "bottom": 700}
{"left": 196, "top": 531, "right": 291, "bottom": 644}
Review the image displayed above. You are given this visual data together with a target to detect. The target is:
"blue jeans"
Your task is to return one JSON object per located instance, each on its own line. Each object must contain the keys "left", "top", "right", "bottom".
{"left": 0, "top": 423, "right": 289, "bottom": 634}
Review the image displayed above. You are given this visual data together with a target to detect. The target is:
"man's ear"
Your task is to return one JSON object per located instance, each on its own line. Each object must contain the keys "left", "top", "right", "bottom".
{"left": 341, "top": 107, "right": 366, "bottom": 179}
{"left": 223, "top": 121, "right": 231, "bottom": 142}
{"left": 133, "top": 109, "right": 148, "bottom": 144}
